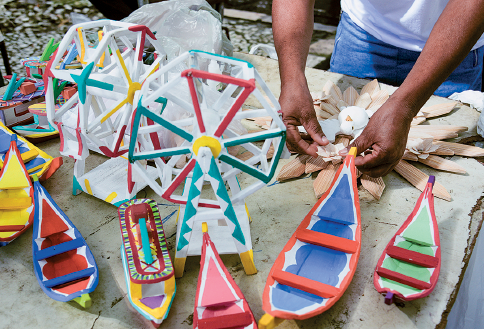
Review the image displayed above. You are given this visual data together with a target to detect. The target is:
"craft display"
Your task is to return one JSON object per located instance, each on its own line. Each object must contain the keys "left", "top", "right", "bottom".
{"left": 43, "top": 20, "right": 166, "bottom": 206}
{"left": 0, "top": 122, "right": 62, "bottom": 181}
{"left": 373, "top": 176, "right": 441, "bottom": 304}
{"left": 277, "top": 79, "right": 484, "bottom": 201}
{"left": 0, "top": 134, "right": 34, "bottom": 246}
{"left": 118, "top": 199, "right": 176, "bottom": 327}
{"left": 32, "top": 175, "right": 98, "bottom": 308}
{"left": 129, "top": 50, "right": 286, "bottom": 277}
{"left": 194, "top": 222, "right": 257, "bottom": 329}
{"left": 260, "top": 147, "right": 361, "bottom": 327}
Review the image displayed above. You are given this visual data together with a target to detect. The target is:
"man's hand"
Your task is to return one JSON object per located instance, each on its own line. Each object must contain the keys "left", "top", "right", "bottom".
{"left": 342, "top": 97, "right": 414, "bottom": 177}
{"left": 280, "top": 82, "right": 329, "bottom": 157}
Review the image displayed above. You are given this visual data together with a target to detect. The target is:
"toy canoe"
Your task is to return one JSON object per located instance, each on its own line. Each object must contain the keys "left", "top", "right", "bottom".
{"left": 118, "top": 199, "right": 176, "bottom": 327}
{"left": 0, "top": 135, "right": 35, "bottom": 246}
{"left": 260, "top": 147, "right": 361, "bottom": 323}
{"left": 373, "top": 176, "right": 441, "bottom": 304}
{"left": 0, "top": 122, "right": 62, "bottom": 181}
{"left": 32, "top": 176, "right": 98, "bottom": 307}
{"left": 194, "top": 223, "right": 257, "bottom": 329}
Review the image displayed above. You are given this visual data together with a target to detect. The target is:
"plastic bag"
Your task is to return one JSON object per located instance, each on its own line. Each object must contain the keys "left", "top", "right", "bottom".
{"left": 121, "top": 0, "right": 233, "bottom": 60}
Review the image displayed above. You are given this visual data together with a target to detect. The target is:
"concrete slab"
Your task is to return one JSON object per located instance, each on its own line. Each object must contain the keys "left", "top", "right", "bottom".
{"left": 0, "top": 54, "right": 483, "bottom": 329}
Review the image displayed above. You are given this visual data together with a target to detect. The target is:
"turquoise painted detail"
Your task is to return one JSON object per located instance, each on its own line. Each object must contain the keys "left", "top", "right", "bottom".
{"left": 86, "top": 79, "right": 114, "bottom": 91}
{"left": 177, "top": 161, "right": 203, "bottom": 252}
{"left": 155, "top": 97, "right": 168, "bottom": 111}
{"left": 189, "top": 50, "right": 254, "bottom": 68}
{"left": 218, "top": 132, "right": 286, "bottom": 183}
{"left": 70, "top": 62, "right": 95, "bottom": 104}
{"left": 72, "top": 176, "right": 83, "bottom": 195}
{"left": 114, "top": 199, "right": 130, "bottom": 207}
{"left": 2, "top": 73, "right": 26, "bottom": 101}
{"left": 208, "top": 156, "right": 246, "bottom": 245}
{"left": 223, "top": 130, "right": 284, "bottom": 148}
{"left": 139, "top": 217, "right": 154, "bottom": 264}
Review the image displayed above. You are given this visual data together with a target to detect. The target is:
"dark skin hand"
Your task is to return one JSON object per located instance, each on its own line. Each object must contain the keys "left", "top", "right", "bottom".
{"left": 273, "top": 0, "right": 484, "bottom": 176}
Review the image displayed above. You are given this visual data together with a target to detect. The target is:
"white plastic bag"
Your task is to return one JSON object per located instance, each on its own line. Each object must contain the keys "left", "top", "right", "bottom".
{"left": 121, "top": 0, "right": 233, "bottom": 60}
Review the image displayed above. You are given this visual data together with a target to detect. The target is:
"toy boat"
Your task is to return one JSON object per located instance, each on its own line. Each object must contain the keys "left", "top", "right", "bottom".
{"left": 0, "top": 135, "right": 35, "bottom": 246}
{"left": 194, "top": 223, "right": 257, "bottom": 329}
{"left": 118, "top": 199, "right": 176, "bottom": 327}
{"left": 260, "top": 147, "right": 361, "bottom": 326}
{"left": 373, "top": 176, "right": 441, "bottom": 304}
{"left": 0, "top": 122, "right": 62, "bottom": 181}
{"left": 31, "top": 175, "right": 98, "bottom": 307}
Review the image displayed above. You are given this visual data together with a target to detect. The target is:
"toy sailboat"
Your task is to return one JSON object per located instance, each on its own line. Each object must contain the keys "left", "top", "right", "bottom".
{"left": 260, "top": 147, "right": 361, "bottom": 327}
{"left": 0, "top": 134, "right": 34, "bottom": 246}
{"left": 32, "top": 175, "right": 98, "bottom": 307}
{"left": 373, "top": 176, "right": 441, "bottom": 304}
{"left": 118, "top": 199, "right": 176, "bottom": 327}
{"left": 194, "top": 223, "right": 257, "bottom": 329}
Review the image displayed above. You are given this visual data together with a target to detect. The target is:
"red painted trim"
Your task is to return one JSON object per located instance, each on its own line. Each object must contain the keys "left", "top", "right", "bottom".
{"left": 147, "top": 118, "right": 162, "bottom": 150}
{"left": 75, "top": 127, "right": 83, "bottom": 157}
{"left": 39, "top": 157, "right": 63, "bottom": 182}
{"left": 272, "top": 269, "right": 339, "bottom": 299}
{"left": 198, "top": 312, "right": 252, "bottom": 329}
{"left": 127, "top": 163, "right": 135, "bottom": 194}
{"left": 386, "top": 245, "right": 439, "bottom": 268}
{"left": 376, "top": 267, "right": 431, "bottom": 290}
{"left": 296, "top": 228, "right": 358, "bottom": 254}
{"left": 56, "top": 122, "right": 65, "bottom": 152}
{"left": 184, "top": 74, "right": 206, "bottom": 133}
{"left": 181, "top": 69, "right": 255, "bottom": 89}
{"left": 0, "top": 225, "right": 26, "bottom": 232}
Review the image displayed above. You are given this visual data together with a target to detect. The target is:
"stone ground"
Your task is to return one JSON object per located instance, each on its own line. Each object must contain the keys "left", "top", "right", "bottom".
{"left": 0, "top": 0, "right": 336, "bottom": 78}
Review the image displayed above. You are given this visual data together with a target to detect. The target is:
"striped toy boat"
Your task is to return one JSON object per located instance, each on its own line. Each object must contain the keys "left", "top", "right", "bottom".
{"left": 32, "top": 176, "right": 98, "bottom": 307}
{"left": 118, "top": 199, "right": 176, "bottom": 327}
{"left": 0, "top": 135, "right": 35, "bottom": 246}
{"left": 0, "top": 122, "right": 62, "bottom": 181}
{"left": 194, "top": 223, "right": 257, "bottom": 329}
{"left": 260, "top": 147, "right": 361, "bottom": 325}
{"left": 374, "top": 176, "right": 441, "bottom": 304}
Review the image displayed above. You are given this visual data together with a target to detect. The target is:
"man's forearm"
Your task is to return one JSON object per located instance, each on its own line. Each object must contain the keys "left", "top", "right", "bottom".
{"left": 393, "top": 0, "right": 484, "bottom": 118}
{"left": 272, "top": 0, "right": 315, "bottom": 87}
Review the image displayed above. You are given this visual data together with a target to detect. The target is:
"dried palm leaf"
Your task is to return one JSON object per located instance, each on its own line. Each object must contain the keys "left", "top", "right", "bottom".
{"left": 430, "top": 146, "right": 454, "bottom": 156}
{"left": 366, "top": 89, "right": 389, "bottom": 113}
{"left": 361, "top": 174, "right": 385, "bottom": 200}
{"left": 337, "top": 99, "right": 348, "bottom": 111}
{"left": 335, "top": 135, "right": 351, "bottom": 147}
{"left": 360, "top": 79, "right": 380, "bottom": 98}
{"left": 343, "top": 86, "right": 359, "bottom": 106}
{"left": 411, "top": 117, "right": 427, "bottom": 125}
{"left": 354, "top": 92, "right": 372, "bottom": 109}
{"left": 408, "top": 125, "right": 467, "bottom": 140}
{"left": 315, "top": 107, "right": 333, "bottom": 120}
{"left": 421, "top": 102, "right": 457, "bottom": 118}
{"left": 319, "top": 102, "right": 340, "bottom": 116}
{"left": 277, "top": 155, "right": 310, "bottom": 181}
{"left": 305, "top": 156, "right": 330, "bottom": 173}
{"left": 314, "top": 163, "right": 338, "bottom": 198}
{"left": 433, "top": 141, "right": 484, "bottom": 157}
{"left": 356, "top": 168, "right": 363, "bottom": 178}
{"left": 394, "top": 160, "right": 451, "bottom": 201}
{"left": 418, "top": 154, "right": 466, "bottom": 174}
{"left": 402, "top": 151, "right": 419, "bottom": 161}
{"left": 322, "top": 80, "right": 343, "bottom": 103}
{"left": 236, "top": 145, "right": 275, "bottom": 162}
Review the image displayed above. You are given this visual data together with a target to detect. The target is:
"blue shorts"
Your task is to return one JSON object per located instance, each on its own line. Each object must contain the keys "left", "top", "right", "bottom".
{"left": 330, "top": 12, "right": 484, "bottom": 97}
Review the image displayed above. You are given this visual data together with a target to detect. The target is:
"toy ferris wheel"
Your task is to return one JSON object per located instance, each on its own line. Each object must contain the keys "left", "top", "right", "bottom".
{"left": 129, "top": 50, "right": 287, "bottom": 277}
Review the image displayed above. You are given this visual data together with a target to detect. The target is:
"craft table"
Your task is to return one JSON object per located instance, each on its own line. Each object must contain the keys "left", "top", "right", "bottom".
{"left": 1, "top": 53, "right": 483, "bottom": 329}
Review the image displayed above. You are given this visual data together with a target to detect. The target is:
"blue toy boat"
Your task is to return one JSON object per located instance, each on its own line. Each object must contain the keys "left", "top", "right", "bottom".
{"left": 32, "top": 176, "right": 98, "bottom": 307}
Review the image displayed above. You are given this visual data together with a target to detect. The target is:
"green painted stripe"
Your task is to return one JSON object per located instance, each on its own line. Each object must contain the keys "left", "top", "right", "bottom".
{"left": 223, "top": 130, "right": 284, "bottom": 147}
{"left": 86, "top": 78, "right": 114, "bottom": 91}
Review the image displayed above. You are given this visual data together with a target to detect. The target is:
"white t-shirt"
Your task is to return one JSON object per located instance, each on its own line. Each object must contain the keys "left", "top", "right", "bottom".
{"left": 342, "top": 0, "right": 484, "bottom": 51}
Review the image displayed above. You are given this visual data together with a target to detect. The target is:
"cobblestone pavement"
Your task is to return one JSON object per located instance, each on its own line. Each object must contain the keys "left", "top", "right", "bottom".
{"left": 0, "top": 1, "right": 336, "bottom": 77}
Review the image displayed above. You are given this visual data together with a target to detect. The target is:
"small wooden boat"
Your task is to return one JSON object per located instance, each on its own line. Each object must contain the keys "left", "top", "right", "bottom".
{"left": 0, "top": 122, "right": 62, "bottom": 181}
{"left": 373, "top": 176, "right": 441, "bottom": 304}
{"left": 32, "top": 175, "right": 98, "bottom": 307}
{"left": 260, "top": 147, "right": 361, "bottom": 325}
{"left": 194, "top": 223, "right": 257, "bottom": 329}
{"left": 0, "top": 135, "right": 35, "bottom": 246}
{"left": 118, "top": 199, "right": 176, "bottom": 327}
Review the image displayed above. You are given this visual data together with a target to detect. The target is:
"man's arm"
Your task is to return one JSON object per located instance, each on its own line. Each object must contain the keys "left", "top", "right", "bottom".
{"left": 272, "top": 0, "right": 328, "bottom": 157}
{"left": 348, "top": 0, "right": 484, "bottom": 177}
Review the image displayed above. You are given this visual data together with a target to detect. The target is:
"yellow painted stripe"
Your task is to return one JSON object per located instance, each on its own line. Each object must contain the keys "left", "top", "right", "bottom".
{"left": 84, "top": 179, "right": 93, "bottom": 195}
{"left": 21, "top": 149, "right": 39, "bottom": 163}
{"left": 100, "top": 98, "right": 128, "bottom": 123}
{"left": 97, "top": 30, "right": 105, "bottom": 68}
{"left": 174, "top": 257, "right": 186, "bottom": 278}
{"left": 115, "top": 49, "right": 132, "bottom": 84}
{"left": 77, "top": 27, "right": 87, "bottom": 64}
{"left": 27, "top": 163, "right": 46, "bottom": 174}
{"left": 105, "top": 192, "right": 117, "bottom": 203}
{"left": 240, "top": 249, "right": 257, "bottom": 275}
{"left": 145, "top": 63, "right": 160, "bottom": 80}
{"left": 245, "top": 203, "right": 252, "bottom": 223}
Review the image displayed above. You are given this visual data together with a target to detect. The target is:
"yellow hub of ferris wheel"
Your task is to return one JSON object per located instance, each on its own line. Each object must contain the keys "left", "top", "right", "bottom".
{"left": 192, "top": 136, "right": 222, "bottom": 158}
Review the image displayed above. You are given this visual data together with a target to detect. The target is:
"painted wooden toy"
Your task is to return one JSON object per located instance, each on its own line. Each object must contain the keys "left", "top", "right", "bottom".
{"left": 194, "top": 222, "right": 257, "bottom": 329}
{"left": 31, "top": 175, "right": 98, "bottom": 307}
{"left": 0, "top": 134, "right": 34, "bottom": 246}
{"left": 259, "top": 147, "right": 361, "bottom": 328}
{"left": 373, "top": 176, "right": 441, "bottom": 304}
{"left": 118, "top": 199, "right": 176, "bottom": 327}
{"left": 0, "top": 122, "right": 62, "bottom": 181}
{"left": 129, "top": 50, "right": 287, "bottom": 278}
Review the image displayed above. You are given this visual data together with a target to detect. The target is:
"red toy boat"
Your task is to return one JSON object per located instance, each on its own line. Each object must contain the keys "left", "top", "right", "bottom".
{"left": 374, "top": 176, "right": 441, "bottom": 304}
